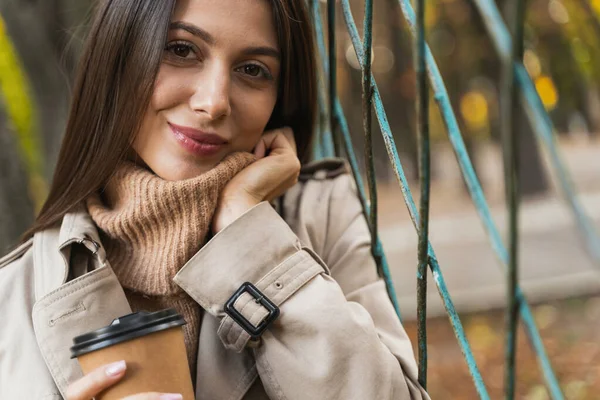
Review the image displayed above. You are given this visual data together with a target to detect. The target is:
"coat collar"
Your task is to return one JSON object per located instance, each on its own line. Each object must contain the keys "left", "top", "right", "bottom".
{"left": 33, "top": 203, "right": 108, "bottom": 301}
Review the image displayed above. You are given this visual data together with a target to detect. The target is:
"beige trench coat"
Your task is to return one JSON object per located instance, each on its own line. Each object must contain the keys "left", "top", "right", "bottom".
{"left": 0, "top": 159, "right": 429, "bottom": 400}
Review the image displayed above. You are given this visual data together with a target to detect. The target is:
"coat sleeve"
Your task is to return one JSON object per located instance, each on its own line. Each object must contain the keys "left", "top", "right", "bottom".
{"left": 174, "top": 174, "right": 429, "bottom": 400}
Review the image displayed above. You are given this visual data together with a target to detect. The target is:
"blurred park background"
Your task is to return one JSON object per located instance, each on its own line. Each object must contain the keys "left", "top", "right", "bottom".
{"left": 0, "top": 0, "right": 599, "bottom": 398}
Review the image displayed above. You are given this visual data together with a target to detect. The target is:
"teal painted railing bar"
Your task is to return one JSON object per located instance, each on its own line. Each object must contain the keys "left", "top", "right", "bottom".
{"left": 312, "top": 101, "right": 324, "bottom": 160}
{"left": 327, "top": 0, "right": 341, "bottom": 157}
{"left": 388, "top": 0, "right": 564, "bottom": 396}
{"left": 501, "top": 0, "right": 526, "bottom": 396}
{"left": 315, "top": 77, "right": 335, "bottom": 159}
{"left": 334, "top": 100, "right": 403, "bottom": 320}
{"left": 340, "top": 2, "right": 490, "bottom": 397}
{"left": 311, "top": 0, "right": 402, "bottom": 319}
{"left": 336, "top": 80, "right": 493, "bottom": 399}
{"left": 311, "top": 0, "right": 335, "bottom": 159}
{"left": 362, "top": 0, "right": 375, "bottom": 241}
{"left": 415, "top": 0, "right": 430, "bottom": 389}
{"left": 471, "top": 0, "right": 600, "bottom": 264}
{"left": 361, "top": 0, "right": 384, "bottom": 335}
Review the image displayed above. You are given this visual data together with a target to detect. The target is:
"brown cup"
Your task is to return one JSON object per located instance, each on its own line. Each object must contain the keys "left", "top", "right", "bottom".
{"left": 70, "top": 309, "right": 194, "bottom": 400}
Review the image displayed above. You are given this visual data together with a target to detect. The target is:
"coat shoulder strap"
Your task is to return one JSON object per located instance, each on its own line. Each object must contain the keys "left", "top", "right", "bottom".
{"left": 299, "top": 158, "right": 348, "bottom": 182}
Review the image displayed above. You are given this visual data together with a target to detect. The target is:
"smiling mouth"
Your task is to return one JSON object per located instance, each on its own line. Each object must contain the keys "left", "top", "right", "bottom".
{"left": 168, "top": 123, "right": 227, "bottom": 156}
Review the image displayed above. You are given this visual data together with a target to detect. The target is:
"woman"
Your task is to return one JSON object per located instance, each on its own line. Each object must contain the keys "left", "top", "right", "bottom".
{"left": 0, "top": 1, "right": 428, "bottom": 399}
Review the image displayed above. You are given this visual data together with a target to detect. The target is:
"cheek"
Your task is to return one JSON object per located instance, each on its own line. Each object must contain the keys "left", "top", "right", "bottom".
{"left": 131, "top": 70, "right": 179, "bottom": 157}
{"left": 151, "top": 67, "right": 185, "bottom": 111}
{"left": 136, "top": 69, "right": 187, "bottom": 137}
{"left": 232, "top": 88, "right": 278, "bottom": 147}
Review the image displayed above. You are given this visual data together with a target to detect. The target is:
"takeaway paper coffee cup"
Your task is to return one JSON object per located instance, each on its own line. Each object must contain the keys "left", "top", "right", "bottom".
{"left": 70, "top": 309, "right": 194, "bottom": 400}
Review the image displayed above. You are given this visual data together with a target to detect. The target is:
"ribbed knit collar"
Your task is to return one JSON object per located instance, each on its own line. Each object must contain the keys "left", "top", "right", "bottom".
{"left": 86, "top": 152, "right": 255, "bottom": 297}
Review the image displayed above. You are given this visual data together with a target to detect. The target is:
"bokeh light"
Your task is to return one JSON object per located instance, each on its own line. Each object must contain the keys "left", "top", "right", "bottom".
{"left": 535, "top": 75, "right": 559, "bottom": 110}
{"left": 524, "top": 49, "right": 542, "bottom": 79}
{"left": 460, "top": 91, "right": 489, "bottom": 131}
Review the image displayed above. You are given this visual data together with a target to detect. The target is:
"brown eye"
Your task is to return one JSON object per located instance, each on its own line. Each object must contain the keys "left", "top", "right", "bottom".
{"left": 164, "top": 41, "right": 197, "bottom": 61}
{"left": 243, "top": 65, "right": 261, "bottom": 77}
{"left": 172, "top": 44, "right": 191, "bottom": 58}
{"left": 235, "top": 63, "right": 273, "bottom": 80}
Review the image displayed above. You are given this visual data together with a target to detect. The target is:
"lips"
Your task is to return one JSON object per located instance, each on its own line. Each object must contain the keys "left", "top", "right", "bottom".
{"left": 168, "top": 123, "right": 228, "bottom": 144}
{"left": 168, "top": 122, "right": 227, "bottom": 156}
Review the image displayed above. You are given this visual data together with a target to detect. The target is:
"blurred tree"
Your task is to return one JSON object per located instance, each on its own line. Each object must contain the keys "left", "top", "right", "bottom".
{"left": 0, "top": 102, "right": 33, "bottom": 253}
{"left": 0, "top": 0, "right": 92, "bottom": 171}
{"left": 0, "top": 0, "right": 92, "bottom": 250}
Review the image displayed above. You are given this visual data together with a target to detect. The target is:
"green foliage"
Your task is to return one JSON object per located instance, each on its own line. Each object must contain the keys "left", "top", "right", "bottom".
{"left": 0, "top": 15, "right": 47, "bottom": 210}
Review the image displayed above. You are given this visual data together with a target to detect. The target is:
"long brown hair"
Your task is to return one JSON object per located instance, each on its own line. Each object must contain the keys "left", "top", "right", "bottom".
{"left": 21, "top": 0, "right": 317, "bottom": 242}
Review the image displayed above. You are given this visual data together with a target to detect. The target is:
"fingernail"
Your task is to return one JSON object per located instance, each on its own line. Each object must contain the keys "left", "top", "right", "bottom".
{"left": 105, "top": 360, "right": 126, "bottom": 376}
{"left": 159, "top": 395, "right": 183, "bottom": 400}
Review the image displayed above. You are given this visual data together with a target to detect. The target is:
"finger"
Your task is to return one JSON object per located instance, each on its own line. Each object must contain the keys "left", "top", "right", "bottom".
{"left": 271, "top": 131, "right": 297, "bottom": 156}
{"left": 280, "top": 127, "right": 297, "bottom": 153}
{"left": 121, "top": 393, "right": 183, "bottom": 400}
{"left": 260, "top": 128, "right": 296, "bottom": 156}
{"left": 263, "top": 127, "right": 296, "bottom": 153}
{"left": 253, "top": 130, "right": 279, "bottom": 159}
{"left": 253, "top": 137, "right": 267, "bottom": 159}
{"left": 66, "top": 360, "right": 126, "bottom": 400}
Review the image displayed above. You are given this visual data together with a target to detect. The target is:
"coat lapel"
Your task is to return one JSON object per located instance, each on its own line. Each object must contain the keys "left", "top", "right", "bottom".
{"left": 31, "top": 205, "right": 257, "bottom": 399}
{"left": 31, "top": 207, "right": 131, "bottom": 398}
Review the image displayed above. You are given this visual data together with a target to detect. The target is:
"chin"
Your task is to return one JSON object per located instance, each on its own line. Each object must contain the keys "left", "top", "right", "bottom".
{"left": 154, "top": 158, "right": 220, "bottom": 181}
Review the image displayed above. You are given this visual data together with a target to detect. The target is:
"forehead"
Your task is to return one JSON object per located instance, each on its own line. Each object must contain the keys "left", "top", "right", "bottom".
{"left": 172, "top": 0, "right": 278, "bottom": 47}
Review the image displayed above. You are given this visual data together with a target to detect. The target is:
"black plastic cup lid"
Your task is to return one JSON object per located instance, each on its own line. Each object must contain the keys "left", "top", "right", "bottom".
{"left": 70, "top": 308, "right": 186, "bottom": 359}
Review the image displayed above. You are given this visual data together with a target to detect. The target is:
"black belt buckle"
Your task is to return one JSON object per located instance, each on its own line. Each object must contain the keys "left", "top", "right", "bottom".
{"left": 224, "top": 282, "right": 280, "bottom": 339}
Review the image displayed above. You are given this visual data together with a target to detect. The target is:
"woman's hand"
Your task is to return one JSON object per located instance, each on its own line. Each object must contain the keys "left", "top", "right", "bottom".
{"left": 212, "top": 127, "right": 300, "bottom": 233}
{"left": 65, "top": 360, "right": 183, "bottom": 400}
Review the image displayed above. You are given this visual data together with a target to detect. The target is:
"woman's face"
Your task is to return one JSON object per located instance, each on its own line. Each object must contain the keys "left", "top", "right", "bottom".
{"left": 132, "top": 0, "right": 280, "bottom": 180}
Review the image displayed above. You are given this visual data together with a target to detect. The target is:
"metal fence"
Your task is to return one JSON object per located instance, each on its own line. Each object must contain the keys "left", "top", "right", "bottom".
{"left": 310, "top": 0, "right": 600, "bottom": 398}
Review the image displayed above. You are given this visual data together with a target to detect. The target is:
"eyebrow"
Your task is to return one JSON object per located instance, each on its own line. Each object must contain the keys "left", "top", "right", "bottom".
{"left": 170, "top": 21, "right": 216, "bottom": 45}
{"left": 240, "top": 46, "right": 281, "bottom": 61}
{"left": 170, "top": 21, "right": 281, "bottom": 61}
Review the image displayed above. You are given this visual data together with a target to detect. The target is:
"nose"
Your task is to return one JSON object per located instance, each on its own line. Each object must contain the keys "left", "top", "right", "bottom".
{"left": 189, "top": 62, "right": 232, "bottom": 120}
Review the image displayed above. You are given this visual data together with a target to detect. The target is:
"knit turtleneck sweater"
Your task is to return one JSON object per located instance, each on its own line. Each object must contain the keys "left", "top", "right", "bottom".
{"left": 86, "top": 152, "right": 255, "bottom": 379}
